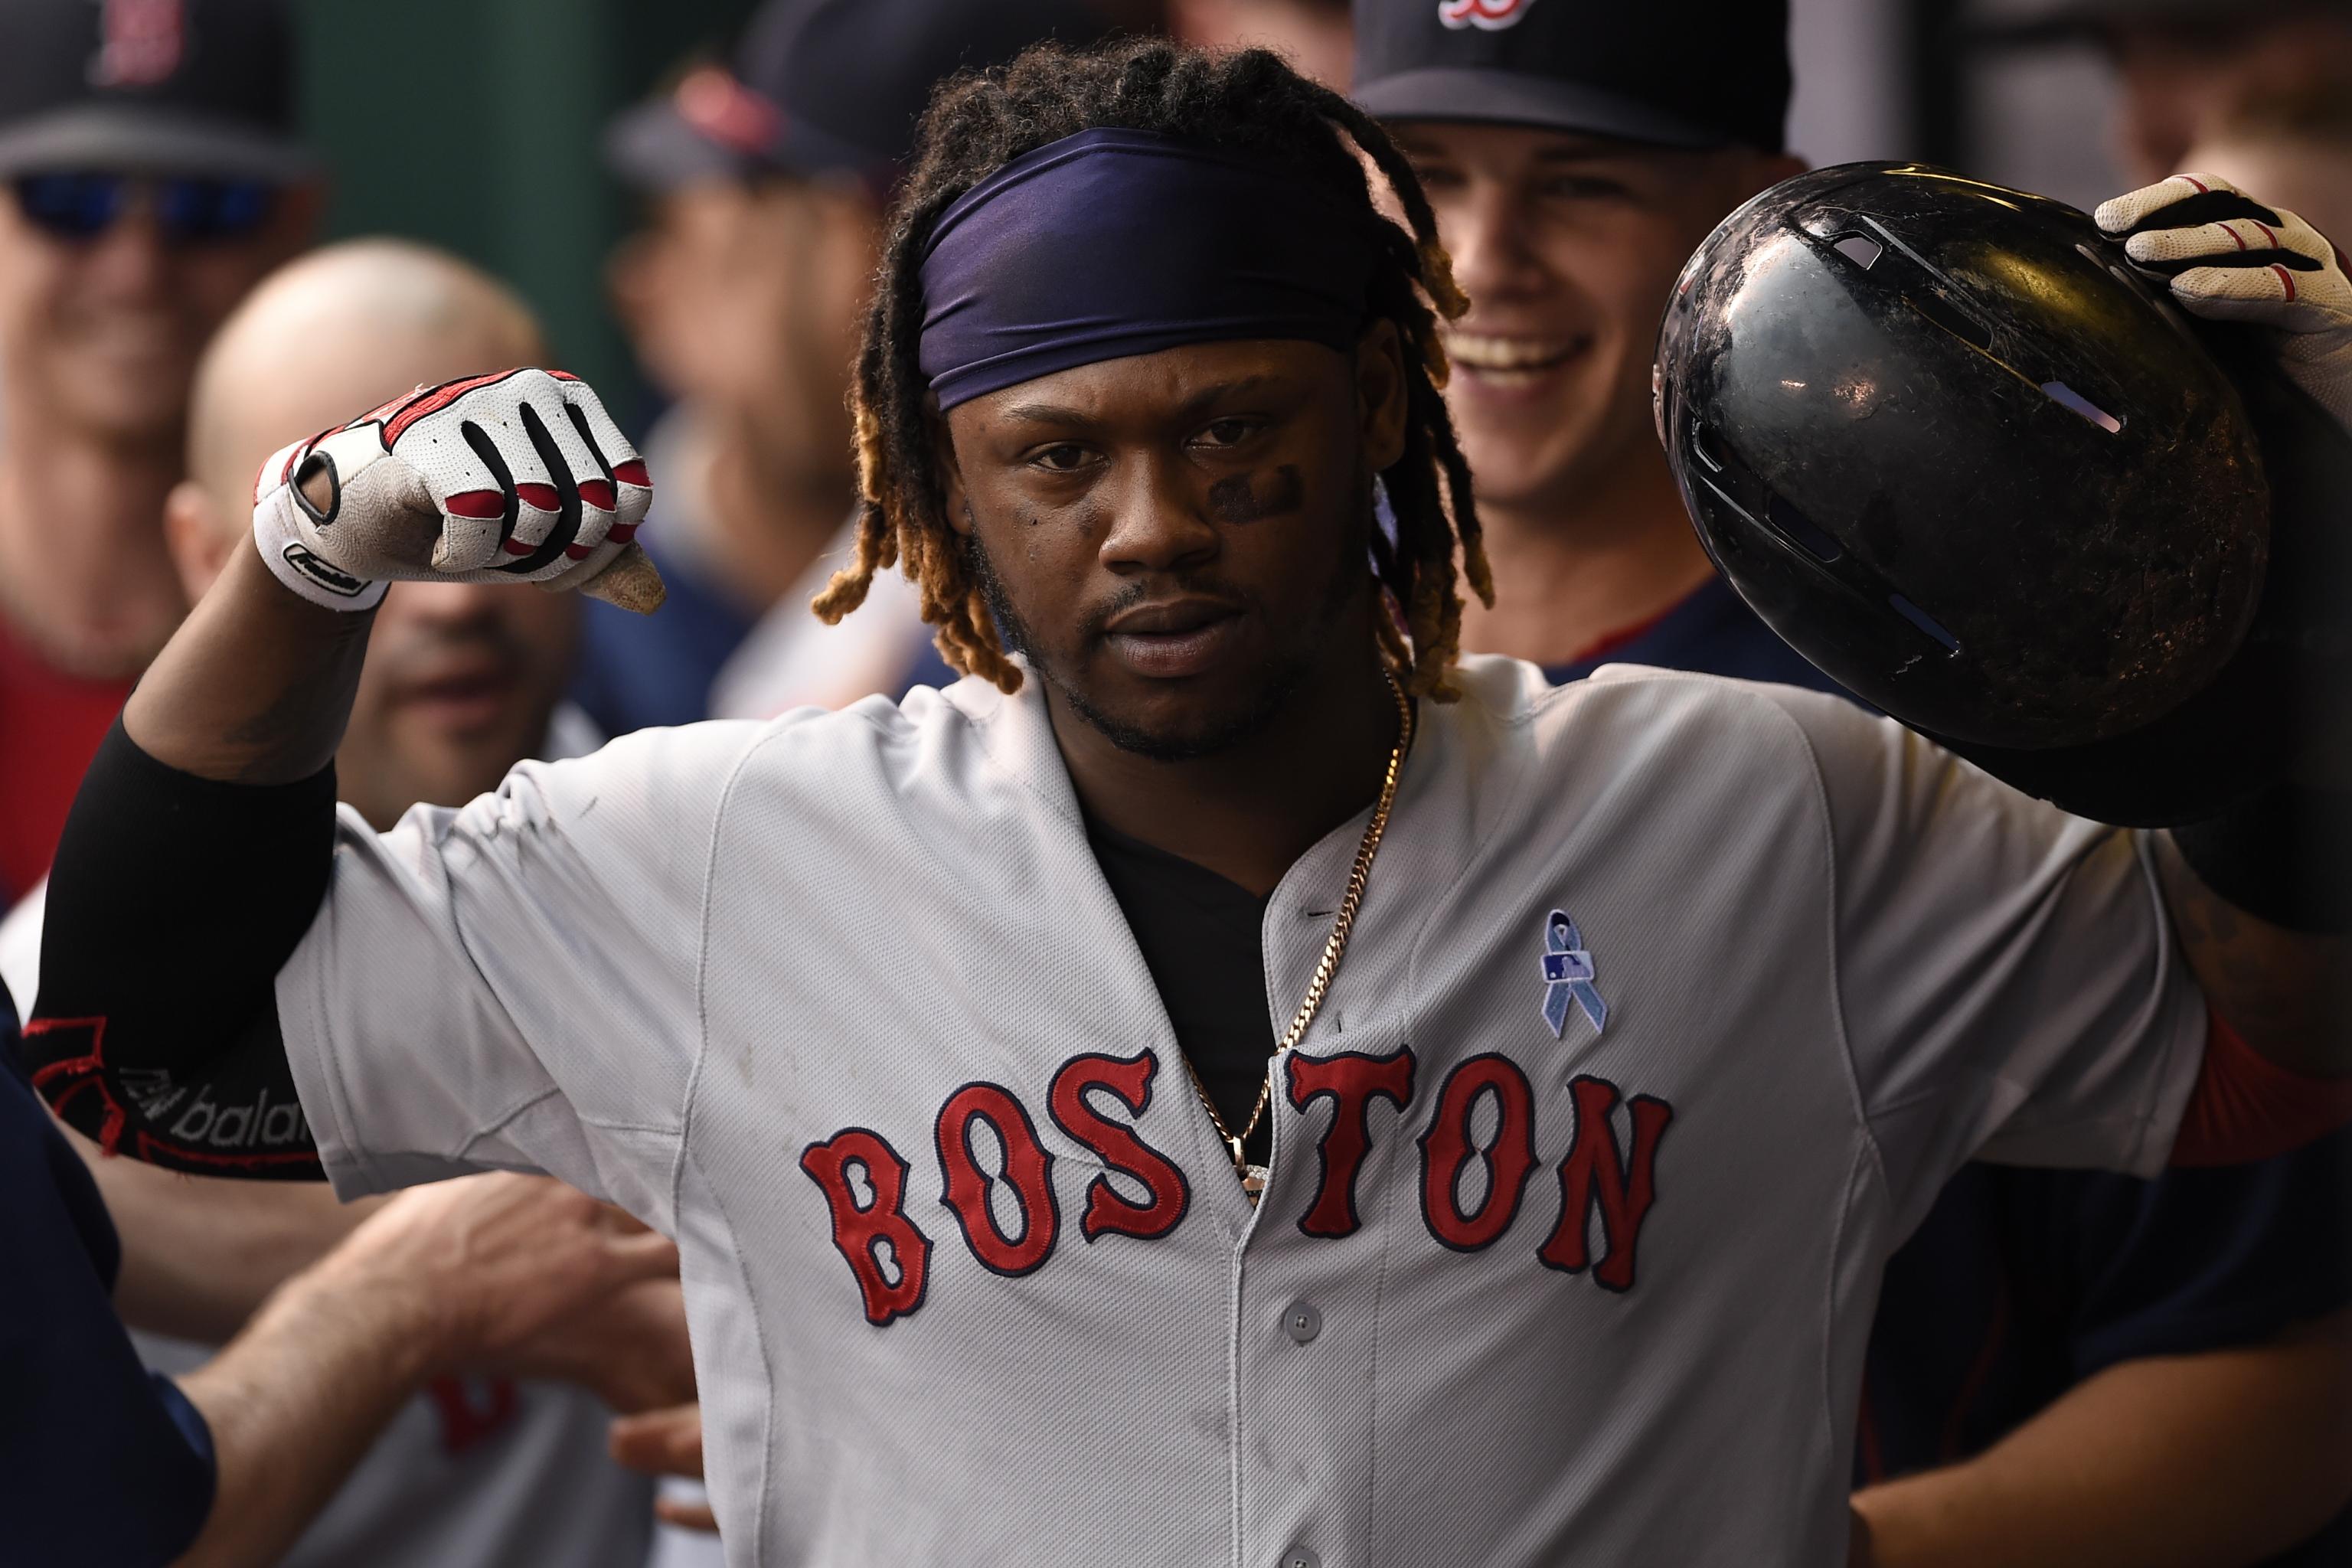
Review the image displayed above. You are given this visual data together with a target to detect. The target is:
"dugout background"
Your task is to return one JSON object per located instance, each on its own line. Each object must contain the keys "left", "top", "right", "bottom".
{"left": 292, "top": 0, "right": 2126, "bottom": 425}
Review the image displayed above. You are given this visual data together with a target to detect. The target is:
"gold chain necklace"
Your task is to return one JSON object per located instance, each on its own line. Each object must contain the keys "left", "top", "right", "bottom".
{"left": 1184, "top": 668, "right": 1414, "bottom": 1201}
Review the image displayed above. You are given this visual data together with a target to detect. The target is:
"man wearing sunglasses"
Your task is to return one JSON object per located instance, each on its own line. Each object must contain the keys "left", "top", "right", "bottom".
{"left": 0, "top": 0, "right": 319, "bottom": 910}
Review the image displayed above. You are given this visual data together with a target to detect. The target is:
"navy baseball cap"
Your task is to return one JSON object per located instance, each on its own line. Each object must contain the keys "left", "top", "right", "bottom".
{"left": 608, "top": 0, "right": 1124, "bottom": 192}
{"left": 0, "top": 0, "right": 313, "bottom": 181}
{"left": 1351, "top": 0, "right": 1792, "bottom": 152}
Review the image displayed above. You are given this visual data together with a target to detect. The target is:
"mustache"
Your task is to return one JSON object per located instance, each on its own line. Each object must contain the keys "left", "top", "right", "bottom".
{"left": 1076, "top": 575, "right": 1259, "bottom": 642}
{"left": 964, "top": 534, "right": 1261, "bottom": 654}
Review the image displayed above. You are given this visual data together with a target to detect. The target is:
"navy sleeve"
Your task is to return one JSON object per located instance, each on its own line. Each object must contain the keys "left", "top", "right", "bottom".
{"left": 1863, "top": 1144, "right": 2352, "bottom": 1489}
{"left": 1, "top": 980, "right": 217, "bottom": 1565}
{"left": 2057, "top": 1130, "right": 2352, "bottom": 1376}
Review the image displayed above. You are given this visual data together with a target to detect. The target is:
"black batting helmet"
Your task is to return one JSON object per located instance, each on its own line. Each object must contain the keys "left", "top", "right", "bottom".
{"left": 1653, "top": 161, "right": 2348, "bottom": 825}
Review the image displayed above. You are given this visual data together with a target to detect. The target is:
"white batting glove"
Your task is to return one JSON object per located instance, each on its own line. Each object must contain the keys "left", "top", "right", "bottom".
{"left": 2096, "top": 172, "right": 2352, "bottom": 436}
{"left": 252, "top": 368, "right": 655, "bottom": 612}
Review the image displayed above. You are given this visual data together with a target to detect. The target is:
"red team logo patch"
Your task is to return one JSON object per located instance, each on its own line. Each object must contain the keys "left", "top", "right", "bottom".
{"left": 1438, "top": 0, "right": 1537, "bottom": 31}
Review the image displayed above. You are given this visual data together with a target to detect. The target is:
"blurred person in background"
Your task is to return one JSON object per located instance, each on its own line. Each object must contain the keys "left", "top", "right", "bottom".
{"left": 0, "top": 0, "right": 318, "bottom": 907}
{"left": 4, "top": 971, "right": 681, "bottom": 1568}
{"left": 1973, "top": 0, "right": 2352, "bottom": 186}
{"left": 586, "top": 0, "right": 1121, "bottom": 734}
{"left": 1168, "top": 0, "right": 1352, "bottom": 87}
{"left": 1351, "top": 2, "right": 2352, "bottom": 1564}
{"left": 0, "top": 237, "right": 691, "bottom": 1568}
{"left": 2184, "top": 92, "right": 2352, "bottom": 246}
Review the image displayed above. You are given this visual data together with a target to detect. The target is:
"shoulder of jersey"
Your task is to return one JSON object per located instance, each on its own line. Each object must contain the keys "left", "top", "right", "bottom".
{"left": 1472, "top": 655, "right": 1870, "bottom": 810}
{"left": 1466, "top": 652, "right": 1849, "bottom": 738}
{"left": 651, "top": 675, "right": 1018, "bottom": 795}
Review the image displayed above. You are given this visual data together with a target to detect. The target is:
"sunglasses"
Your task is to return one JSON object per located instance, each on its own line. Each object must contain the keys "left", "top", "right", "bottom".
{"left": 11, "top": 172, "right": 278, "bottom": 244}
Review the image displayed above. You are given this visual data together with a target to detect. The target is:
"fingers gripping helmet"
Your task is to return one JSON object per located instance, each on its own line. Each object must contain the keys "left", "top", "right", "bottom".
{"left": 1654, "top": 162, "right": 2346, "bottom": 825}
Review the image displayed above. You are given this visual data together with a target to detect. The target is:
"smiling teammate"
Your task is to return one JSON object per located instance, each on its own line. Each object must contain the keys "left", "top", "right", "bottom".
{"left": 24, "top": 37, "right": 2352, "bottom": 1568}
{"left": 0, "top": 0, "right": 319, "bottom": 906}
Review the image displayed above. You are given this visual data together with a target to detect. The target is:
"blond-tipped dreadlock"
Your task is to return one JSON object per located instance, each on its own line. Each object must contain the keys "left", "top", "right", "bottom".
{"left": 812, "top": 37, "right": 1494, "bottom": 701}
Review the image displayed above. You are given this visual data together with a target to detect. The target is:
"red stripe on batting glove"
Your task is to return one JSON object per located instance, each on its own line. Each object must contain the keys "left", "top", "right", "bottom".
{"left": 444, "top": 490, "right": 506, "bottom": 519}
{"left": 384, "top": 370, "right": 522, "bottom": 445}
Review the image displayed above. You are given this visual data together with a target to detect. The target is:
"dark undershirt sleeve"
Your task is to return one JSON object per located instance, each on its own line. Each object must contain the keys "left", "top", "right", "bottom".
{"left": 18, "top": 718, "right": 335, "bottom": 1179}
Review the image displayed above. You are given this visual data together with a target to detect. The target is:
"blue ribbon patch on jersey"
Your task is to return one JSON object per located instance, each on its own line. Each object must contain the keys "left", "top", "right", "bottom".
{"left": 1539, "top": 910, "right": 1607, "bottom": 1038}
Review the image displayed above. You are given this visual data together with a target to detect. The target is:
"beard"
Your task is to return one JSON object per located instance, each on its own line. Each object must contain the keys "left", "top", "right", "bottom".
{"left": 966, "top": 479, "right": 1374, "bottom": 763}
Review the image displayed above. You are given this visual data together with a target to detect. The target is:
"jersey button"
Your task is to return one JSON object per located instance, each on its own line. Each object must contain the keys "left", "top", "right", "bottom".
{"left": 1283, "top": 1302, "right": 1323, "bottom": 1344}
{"left": 1279, "top": 1548, "right": 1321, "bottom": 1568}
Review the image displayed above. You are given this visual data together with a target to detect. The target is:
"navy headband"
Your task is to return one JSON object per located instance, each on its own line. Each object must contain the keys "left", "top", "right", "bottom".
{"left": 916, "top": 127, "right": 1377, "bottom": 411}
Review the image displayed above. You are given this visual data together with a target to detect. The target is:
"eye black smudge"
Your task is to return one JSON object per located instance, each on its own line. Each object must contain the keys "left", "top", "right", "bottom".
{"left": 1207, "top": 464, "right": 1305, "bottom": 527}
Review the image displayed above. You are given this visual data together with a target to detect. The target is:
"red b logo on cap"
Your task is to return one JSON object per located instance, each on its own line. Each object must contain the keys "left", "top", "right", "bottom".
{"left": 1439, "top": 0, "right": 1536, "bottom": 30}
{"left": 87, "top": 0, "right": 186, "bottom": 89}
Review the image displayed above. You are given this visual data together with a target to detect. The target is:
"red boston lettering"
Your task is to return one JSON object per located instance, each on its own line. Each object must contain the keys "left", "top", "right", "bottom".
{"left": 1540, "top": 1076, "right": 1674, "bottom": 1292}
{"left": 1416, "top": 1054, "right": 1539, "bottom": 1252}
{"left": 1047, "top": 1052, "right": 1191, "bottom": 1243}
{"left": 799, "top": 1128, "right": 933, "bottom": 1325}
{"left": 935, "top": 1082, "right": 1060, "bottom": 1277}
{"left": 1286, "top": 1048, "right": 1416, "bottom": 1238}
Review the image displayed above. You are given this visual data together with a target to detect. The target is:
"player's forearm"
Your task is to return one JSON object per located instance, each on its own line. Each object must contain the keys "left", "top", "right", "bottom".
{"left": 66, "top": 1125, "right": 379, "bottom": 1341}
{"left": 1851, "top": 1317, "right": 2352, "bottom": 1568}
{"left": 168, "top": 1255, "right": 443, "bottom": 1568}
{"left": 126, "top": 535, "right": 375, "bottom": 784}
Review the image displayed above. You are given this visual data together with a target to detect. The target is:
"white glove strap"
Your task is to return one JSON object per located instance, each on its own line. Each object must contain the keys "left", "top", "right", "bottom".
{"left": 252, "top": 481, "right": 388, "bottom": 612}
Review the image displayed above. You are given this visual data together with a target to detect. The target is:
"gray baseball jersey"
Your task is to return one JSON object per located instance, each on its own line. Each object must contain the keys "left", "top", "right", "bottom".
{"left": 276, "top": 655, "right": 2205, "bottom": 1567}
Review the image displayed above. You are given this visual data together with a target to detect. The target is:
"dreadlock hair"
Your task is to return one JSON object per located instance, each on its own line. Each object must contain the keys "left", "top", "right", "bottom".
{"left": 812, "top": 36, "right": 1494, "bottom": 701}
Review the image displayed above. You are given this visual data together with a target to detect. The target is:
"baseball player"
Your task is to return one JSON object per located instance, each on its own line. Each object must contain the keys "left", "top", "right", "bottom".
{"left": 24, "top": 35, "right": 2352, "bottom": 1568}
{"left": 587, "top": 0, "right": 1114, "bottom": 735}
{"left": 1348, "top": 3, "right": 2352, "bottom": 1560}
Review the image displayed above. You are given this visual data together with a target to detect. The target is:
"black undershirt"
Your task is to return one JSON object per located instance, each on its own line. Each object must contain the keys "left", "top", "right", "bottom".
{"left": 1083, "top": 813, "right": 1277, "bottom": 1169}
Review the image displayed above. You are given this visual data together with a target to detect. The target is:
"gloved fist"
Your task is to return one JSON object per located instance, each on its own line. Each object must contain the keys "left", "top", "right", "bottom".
{"left": 2096, "top": 172, "right": 2352, "bottom": 436}
{"left": 252, "top": 368, "right": 665, "bottom": 614}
